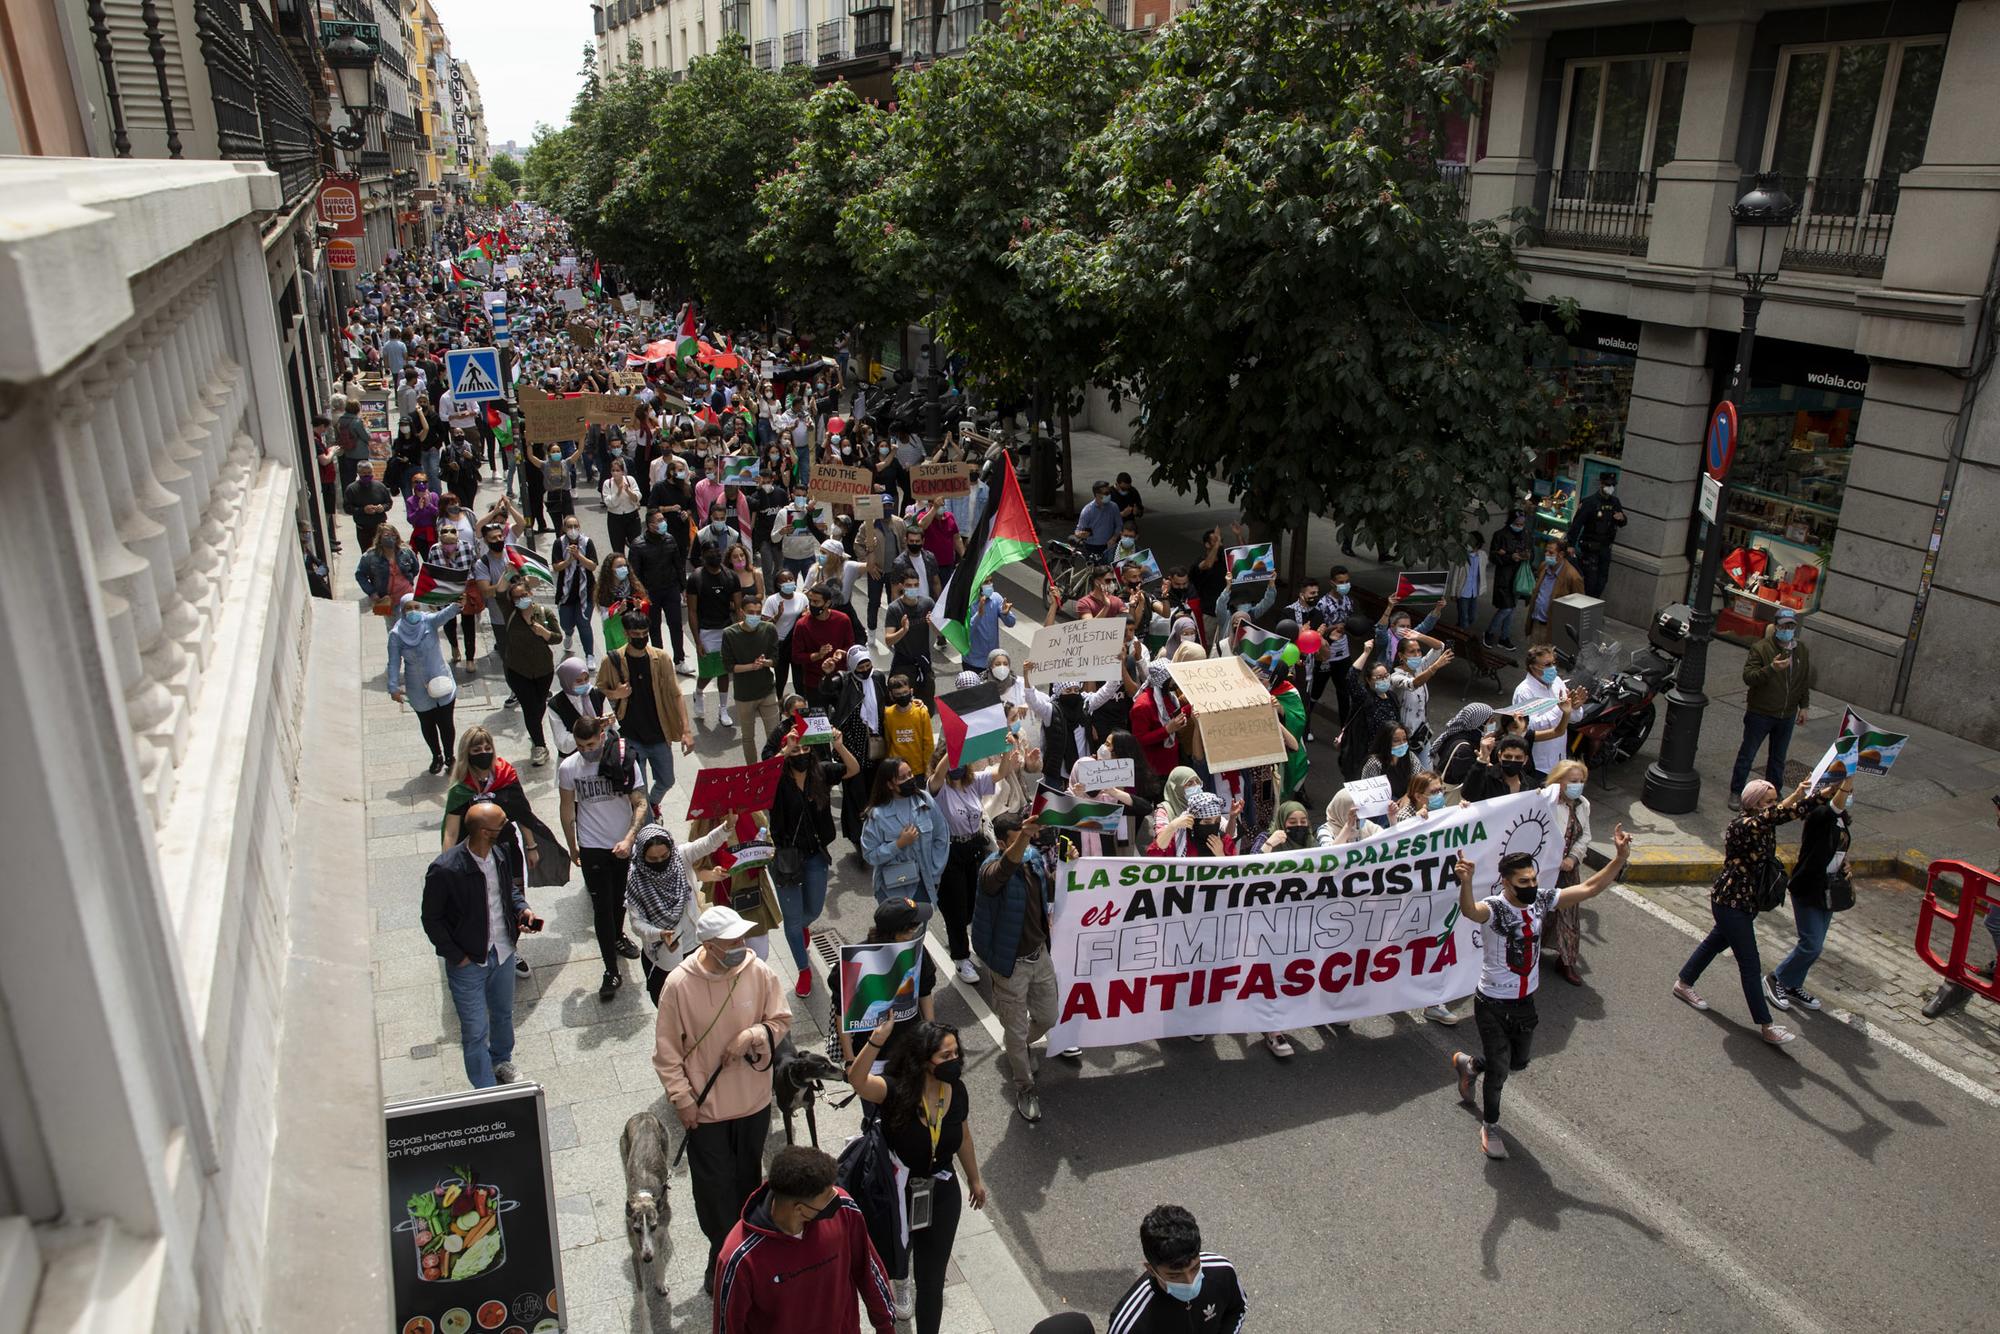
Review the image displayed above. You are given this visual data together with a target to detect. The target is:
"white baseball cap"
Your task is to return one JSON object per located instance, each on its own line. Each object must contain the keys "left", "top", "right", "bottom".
{"left": 695, "top": 905, "right": 755, "bottom": 943}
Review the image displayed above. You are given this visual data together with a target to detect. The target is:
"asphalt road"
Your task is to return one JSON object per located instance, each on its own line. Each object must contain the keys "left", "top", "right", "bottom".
{"left": 535, "top": 479, "right": 1994, "bottom": 1334}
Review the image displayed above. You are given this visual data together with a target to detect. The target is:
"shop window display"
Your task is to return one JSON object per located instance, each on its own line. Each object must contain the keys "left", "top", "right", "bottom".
{"left": 1533, "top": 342, "right": 1634, "bottom": 544}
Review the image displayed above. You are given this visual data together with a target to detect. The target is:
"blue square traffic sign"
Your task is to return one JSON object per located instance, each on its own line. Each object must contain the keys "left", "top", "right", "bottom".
{"left": 445, "top": 346, "right": 504, "bottom": 403}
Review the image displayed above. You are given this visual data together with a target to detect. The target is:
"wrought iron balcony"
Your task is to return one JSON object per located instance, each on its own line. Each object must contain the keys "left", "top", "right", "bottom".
{"left": 817, "top": 17, "right": 849, "bottom": 63}
{"left": 783, "top": 29, "right": 809, "bottom": 65}
{"left": 1534, "top": 168, "right": 1655, "bottom": 256}
{"left": 753, "top": 38, "right": 775, "bottom": 69}
{"left": 1770, "top": 174, "right": 1899, "bottom": 279}
{"left": 1439, "top": 161, "right": 1469, "bottom": 217}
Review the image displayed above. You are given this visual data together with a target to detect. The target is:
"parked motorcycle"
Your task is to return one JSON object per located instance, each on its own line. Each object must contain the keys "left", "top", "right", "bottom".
{"left": 1560, "top": 605, "right": 1690, "bottom": 782}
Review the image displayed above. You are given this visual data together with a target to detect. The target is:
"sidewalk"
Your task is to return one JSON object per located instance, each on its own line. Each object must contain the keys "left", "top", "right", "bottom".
{"left": 1041, "top": 429, "right": 2000, "bottom": 885}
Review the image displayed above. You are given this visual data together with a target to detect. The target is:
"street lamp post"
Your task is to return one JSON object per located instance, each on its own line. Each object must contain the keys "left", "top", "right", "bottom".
{"left": 324, "top": 33, "right": 378, "bottom": 154}
{"left": 1643, "top": 172, "right": 1799, "bottom": 814}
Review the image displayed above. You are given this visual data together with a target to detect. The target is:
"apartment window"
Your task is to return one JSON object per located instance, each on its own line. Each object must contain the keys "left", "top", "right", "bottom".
{"left": 1764, "top": 38, "right": 1945, "bottom": 216}
{"left": 699, "top": 19, "right": 707, "bottom": 53}
{"left": 1553, "top": 56, "right": 1688, "bottom": 200}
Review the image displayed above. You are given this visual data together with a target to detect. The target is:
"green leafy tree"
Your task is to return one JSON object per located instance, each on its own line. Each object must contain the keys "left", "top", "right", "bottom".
{"left": 752, "top": 84, "right": 912, "bottom": 343}
{"left": 840, "top": 0, "right": 1142, "bottom": 414}
{"left": 526, "top": 45, "right": 675, "bottom": 281}
{"left": 475, "top": 172, "right": 515, "bottom": 209}
{"left": 489, "top": 153, "right": 522, "bottom": 187}
{"left": 1022, "top": 0, "right": 1567, "bottom": 569}
{"left": 602, "top": 49, "right": 811, "bottom": 324}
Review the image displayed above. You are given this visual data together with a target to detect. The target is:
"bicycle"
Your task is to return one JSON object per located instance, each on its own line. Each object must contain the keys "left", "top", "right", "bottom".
{"left": 1041, "top": 537, "right": 1099, "bottom": 606}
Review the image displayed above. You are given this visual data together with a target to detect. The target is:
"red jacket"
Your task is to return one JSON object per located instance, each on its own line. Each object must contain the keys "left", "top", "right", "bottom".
{"left": 713, "top": 1185, "right": 894, "bottom": 1334}
{"left": 1127, "top": 690, "right": 1189, "bottom": 777}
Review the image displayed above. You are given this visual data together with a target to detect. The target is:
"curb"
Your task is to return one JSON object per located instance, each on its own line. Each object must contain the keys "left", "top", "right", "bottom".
{"left": 1584, "top": 842, "right": 1934, "bottom": 887}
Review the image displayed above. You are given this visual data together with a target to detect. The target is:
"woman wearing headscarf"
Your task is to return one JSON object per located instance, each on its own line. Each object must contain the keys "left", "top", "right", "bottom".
{"left": 825, "top": 643, "right": 890, "bottom": 849}
{"left": 1166, "top": 615, "right": 1202, "bottom": 660}
{"left": 386, "top": 591, "right": 461, "bottom": 775}
{"left": 1128, "top": 659, "right": 1191, "bottom": 779}
{"left": 1433, "top": 703, "right": 1497, "bottom": 790}
{"left": 1248, "top": 801, "right": 1314, "bottom": 853}
{"left": 1317, "top": 788, "right": 1366, "bottom": 847}
{"left": 1673, "top": 776, "right": 1815, "bottom": 1045}
{"left": 1151, "top": 765, "right": 1205, "bottom": 844}
{"left": 1025, "top": 676, "right": 1123, "bottom": 790}
{"left": 547, "top": 656, "right": 609, "bottom": 759}
{"left": 1148, "top": 788, "right": 1236, "bottom": 858}
{"left": 625, "top": 818, "right": 732, "bottom": 1004}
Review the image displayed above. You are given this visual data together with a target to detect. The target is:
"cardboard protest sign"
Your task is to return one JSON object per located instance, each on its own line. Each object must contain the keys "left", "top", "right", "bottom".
{"left": 557, "top": 287, "right": 585, "bottom": 313}
{"left": 1027, "top": 617, "right": 1128, "bottom": 684}
{"left": 1070, "top": 757, "right": 1137, "bottom": 791}
{"left": 911, "top": 462, "right": 974, "bottom": 500}
{"left": 686, "top": 757, "right": 784, "bottom": 821}
{"left": 1168, "top": 655, "right": 1287, "bottom": 773}
{"left": 518, "top": 393, "right": 587, "bottom": 444}
{"left": 1045, "top": 791, "right": 1561, "bottom": 1048}
{"left": 808, "top": 462, "right": 874, "bottom": 501}
{"left": 1343, "top": 775, "right": 1394, "bottom": 820}
{"left": 638, "top": 299, "right": 656, "bottom": 319}
{"left": 1228, "top": 543, "right": 1275, "bottom": 586}
{"left": 609, "top": 370, "right": 645, "bottom": 389}
{"left": 619, "top": 293, "right": 637, "bottom": 312}
{"left": 567, "top": 318, "right": 597, "bottom": 350}
{"left": 576, "top": 392, "right": 636, "bottom": 426}
{"left": 852, "top": 493, "right": 885, "bottom": 520}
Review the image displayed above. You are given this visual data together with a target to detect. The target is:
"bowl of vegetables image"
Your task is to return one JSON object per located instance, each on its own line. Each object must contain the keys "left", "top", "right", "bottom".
{"left": 395, "top": 1166, "right": 519, "bottom": 1282}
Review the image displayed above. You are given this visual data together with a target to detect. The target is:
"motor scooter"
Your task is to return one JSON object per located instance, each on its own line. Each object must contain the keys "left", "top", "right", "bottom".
{"left": 1558, "top": 605, "right": 1690, "bottom": 783}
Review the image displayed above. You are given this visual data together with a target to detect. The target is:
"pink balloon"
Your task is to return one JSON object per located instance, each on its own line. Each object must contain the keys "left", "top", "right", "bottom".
{"left": 1296, "top": 629, "right": 1323, "bottom": 656}
{"left": 826, "top": 416, "right": 846, "bottom": 436}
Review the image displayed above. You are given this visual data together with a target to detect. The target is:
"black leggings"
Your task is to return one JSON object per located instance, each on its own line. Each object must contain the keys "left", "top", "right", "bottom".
{"left": 441, "top": 612, "right": 479, "bottom": 660}
{"left": 938, "top": 838, "right": 987, "bottom": 961}
{"left": 908, "top": 1174, "right": 963, "bottom": 1334}
{"left": 579, "top": 847, "right": 629, "bottom": 972}
{"left": 1471, "top": 993, "right": 1538, "bottom": 1127}
{"left": 504, "top": 668, "right": 553, "bottom": 748}
{"left": 416, "top": 700, "right": 457, "bottom": 764}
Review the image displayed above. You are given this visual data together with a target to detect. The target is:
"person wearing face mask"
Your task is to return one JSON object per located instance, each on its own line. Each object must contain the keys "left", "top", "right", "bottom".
{"left": 601, "top": 455, "right": 644, "bottom": 554}
{"left": 974, "top": 813, "right": 1067, "bottom": 1121}
{"left": 760, "top": 573, "right": 810, "bottom": 698}
{"left": 882, "top": 572, "right": 937, "bottom": 705}
{"left": 1460, "top": 733, "right": 1544, "bottom": 804}
{"left": 1024, "top": 670, "right": 1124, "bottom": 790}
{"left": 845, "top": 1018, "right": 987, "bottom": 1334}
{"left": 558, "top": 715, "right": 650, "bottom": 1002}
{"left": 469, "top": 522, "right": 518, "bottom": 679}
{"left": 768, "top": 728, "right": 859, "bottom": 997}
{"left": 387, "top": 592, "right": 462, "bottom": 775}
{"left": 1109, "top": 1204, "right": 1247, "bottom": 1334}
{"left": 686, "top": 540, "right": 743, "bottom": 723}
{"left": 1542, "top": 760, "right": 1594, "bottom": 986}
{"left": 652, "top": 905, "right": 793, "bottom": 1289}
{"left": 1483, "top": 508, "right": 1534, "bottom": 651}
{"left": 711, "top": 1144, "right": 896, "bottom": 1334}
{"left": 1336, "top": 644, "right": 1400, "bottom": 782}
{"left": 723, "top": 590, "right": 785, "bottom": 763}
{"left": 552, "top": 517, "right": 600, "bottom": 665}
{"left": 1525, "top": 538, "right": 1586, "bottom": 647}
{"left": 354, "top": 519, "right": 420, "bottom": 622}
{"left": 1766, "top": 776, "right": 1853, "bottom": 1012}
{"left": 1447, "top": 530, "right": 1493, "bottom": 630}
{"left": 1512, "top": 645, "right": 1587, "bottom": 777}
{"left": 629, "top": 505, "right": 690, "bottom": 666}
{"left": 1360, "top": 725, "right": 1417, "bottom": 809}
{"left": 963, "top": 577, "right": 1016, "bottom": 674}
{"left": 852, "top": 502, "right": 907, "bottom": 632}
{"left": 426, "top": 525, "right": 482, "bottom": 670}
{"left": 421, "top": 800, "right": 542, "bottom": 1089}
{"left": 1451, "top": 826, "right": 1633, "bottom": 1159}
{"left": 931, "top": 746, "right": 1009, "bottom": 983}
{"left": 625, "top": 818, "right": 731, "bottom": 1004}
{"left": 546, "top": 656, "right": 608, "bottom": 759}
{"left": 500, "top": 575, "right": 564, "bottom": 766}
{"left": 1149, "top": 788, "right": 1236, "bottom": 858}
{"left": 1128, "top": 660, "right": 1193, "bottom": 779}
{"left": 1388, "top": 635, "right": 1454, "bottom": 766}
{"left": 594, "top": 552, "right": 651, "bottom": 655}
{"left": 1729, "top": 607, "right": 1813, "bottom": 810}
{"left": 1567, "top": 471, "right": 1628, "bottom": 598}
{"left": 403, "top": 471, "right": 439, "bottom": 552}
{"left": 791, "top": 585, "right": 857, "bottom": 698}
{"left": 861, "top": 757, "right": 950, "bottom": 915}
{"left": 695, "top": 502, "right": 740, "bottom": 563}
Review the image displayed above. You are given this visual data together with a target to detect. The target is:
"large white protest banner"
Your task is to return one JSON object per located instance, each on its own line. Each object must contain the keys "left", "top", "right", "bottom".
{"left": 1045, "top": 791, "right": 1565, "bottom": 1048}
{"left": 1027, "top": 617, "right": 1127, "bottom": 684}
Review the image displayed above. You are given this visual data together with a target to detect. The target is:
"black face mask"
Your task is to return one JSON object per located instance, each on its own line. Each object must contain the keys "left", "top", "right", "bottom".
{"left": 897, "top": 776, "right": 921, "bottom": 798}
{"left": 1191, "top": 821, "right": 1221, "bottom": 844}
{"left": 485, "top": 539, "right": 504, "bottom": 551}
{"left": 1056, "top": 695, "right": 1085, "bottom": 719}
{"left": 787, "top": 752, "right": 813, "bottom": 773}
{"left": 468, "top": 751, "right": 495, "bottom": 769}
{"left": 702, "top": 555, "right": 721, "bottom": 569}
{"left": 891, "top": 691, "right": 913, "bottom": 705}
{"left": 1498, "top": 757, "right": 1527, "bottom": 775}
{"left": 932, "top": 1058, "right": 964, "bottom": 1083}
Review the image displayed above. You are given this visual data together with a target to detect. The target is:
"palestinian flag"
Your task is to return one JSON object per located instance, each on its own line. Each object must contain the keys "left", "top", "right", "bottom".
{"left": 486, "top": 404, "right": 514, "bottom": 451}
{"left": 1029, "top": 785, "right": 1124, "bottom": 835}
{"left": 697, "top": 642, "right": 726, "bottom": 682}
{"left": 504, "top": 544, "right": 555, "bottom": 588}
{"left": 1227, "top": 542, "right": 1275, "bottom": 585}
{"left": 1234, "top": 622, "right": 1291, "bottom": 670}
{"left": 412, "top": 562, "right": 467, "bottom": 607}
{"left": 931, "top": 452, "right": 1046, "bottom": 657}
{"left": 1393, "top": 569, "right": 1449, "bottom": 604}
{"left": 936, "top": 681, "right": 1010, "bottom": 767}
{"left": 601, "top": 597, "right": 649, "bottom": 652}
{"left": 676, "top": 303, "right": 699, "bottom": 368}
{"left": 838, "top": 941, "right": 923, "bottom": 1034}
{"left": 589, "top": 259, "right": 604, "bottom": 299}
{"left": 442, "top": 260, "right": 477, "bottom": 291}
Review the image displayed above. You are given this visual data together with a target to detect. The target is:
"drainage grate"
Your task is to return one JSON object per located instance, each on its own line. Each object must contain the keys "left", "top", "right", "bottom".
{"left": 810, "top": 925, "right": 848, "bottom": 971}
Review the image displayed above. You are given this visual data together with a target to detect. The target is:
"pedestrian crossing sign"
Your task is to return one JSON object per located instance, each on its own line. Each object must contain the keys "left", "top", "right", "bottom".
{"left": 446, "top": 346, "right": 504, "bottom": 403}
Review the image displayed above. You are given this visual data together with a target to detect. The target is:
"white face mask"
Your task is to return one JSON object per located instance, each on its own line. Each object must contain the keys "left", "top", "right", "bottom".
{"left": 988, "top": 663, "right": 1011, "bottom": 682}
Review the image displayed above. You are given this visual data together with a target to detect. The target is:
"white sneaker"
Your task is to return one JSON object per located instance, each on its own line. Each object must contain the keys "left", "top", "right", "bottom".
{"left": 1423, "top": 1004, "right": 1459, "bottom": 1026}
{"left": 719, "top": 706, "right": 735, "bottom": 728}
{"left": 492, "top": 1062, "right": 519, "bottom": 1084}
{"left": 954, "top": 957, "right": 979, "bottom": 984}
{"left": 893, "top": 1277, "right": 915, "bottom": 1320}
{"left": 585, "top": 653, "right": 596, "bottom": 670}
{"left": 529, "top": 745, "right": 549, "bottom": 767}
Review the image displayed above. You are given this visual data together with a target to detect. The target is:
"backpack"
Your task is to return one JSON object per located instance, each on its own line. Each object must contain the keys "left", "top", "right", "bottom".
{"left": 834, "top": 1118, "right": 906, "bottom": 1273}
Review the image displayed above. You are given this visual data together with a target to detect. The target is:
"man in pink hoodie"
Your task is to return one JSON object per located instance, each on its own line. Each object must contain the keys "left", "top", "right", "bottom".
{"left": 712, "top": 1145, "right": 895, "bottom": 1334}
{"left": 654, "top": 905, "right": 793, "bottom": 1287}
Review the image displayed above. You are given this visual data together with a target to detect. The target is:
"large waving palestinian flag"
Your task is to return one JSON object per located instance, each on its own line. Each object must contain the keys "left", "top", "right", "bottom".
{"left": 935, "top": 681, "right": 1010, "bottom": 767}
{"left": 505, "top": 544, "right": 555, "bottom": 589}
{"left": 412, "top": 562, "right": 467, "bottom": 607}
{"left": 931, "top": 452, "right": 1045, "bottom": 657}
{"left": 1029, "top": 785, "right": 1125, "bottom": 835}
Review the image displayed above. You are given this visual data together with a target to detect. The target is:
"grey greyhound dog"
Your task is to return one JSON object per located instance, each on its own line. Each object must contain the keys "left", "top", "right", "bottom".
{"left": 621, "top": 1111, "right": 673, "bottom": 1300}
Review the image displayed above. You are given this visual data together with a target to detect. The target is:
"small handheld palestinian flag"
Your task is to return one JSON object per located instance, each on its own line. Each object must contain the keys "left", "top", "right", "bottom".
{"left": 1234, "top": 622, "right": 1291, "bottom": 673}
{"left": 505, "top": 544, "right": 556, "bottom": 589}
{"left": 1227, "top": 543, "right": 1274, "bottom": 586}
{"left": 1393, "top": 569, "right": 1449, "bottom": 605}
{"left": 412, "top": 562, "right": 467, "bottom": 608}
{"left": 1029, "top": 784, "right": 1124, "bottom": 835}
{"left": 839, "top": 941, "right": 923, "bottom": 1034}
{"left": 796, "top": 714, "right": 835, "bottom": 746}
{"left": 721, "top": 456, "right": 759, "bottom": 487}
{"left": 601, "top": 597, "right": 649, "bottom": 652}
{"left": 936, "top": 681, "right": 1010, "bottom": 767}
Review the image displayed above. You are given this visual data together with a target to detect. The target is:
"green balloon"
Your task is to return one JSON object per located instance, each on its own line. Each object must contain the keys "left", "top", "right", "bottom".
{"left": 1279, "top": 644, "right": 1301, "bottom": 666}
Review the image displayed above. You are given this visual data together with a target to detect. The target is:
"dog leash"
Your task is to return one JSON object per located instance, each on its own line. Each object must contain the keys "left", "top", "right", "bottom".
{"left": 671, "top": 1021, "right": 780, "bottom": 1168}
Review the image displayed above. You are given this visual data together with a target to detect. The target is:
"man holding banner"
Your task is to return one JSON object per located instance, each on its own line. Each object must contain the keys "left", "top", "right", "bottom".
{"left": 1452, "top": 822, "right": 1632, "bottom": 1160}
